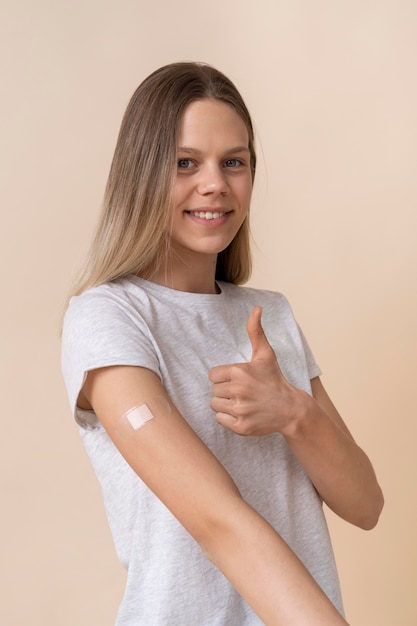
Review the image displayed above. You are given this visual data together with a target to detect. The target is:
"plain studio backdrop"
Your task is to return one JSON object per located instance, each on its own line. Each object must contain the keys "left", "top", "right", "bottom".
{"left": 1, "top": 1, "right": 416, "bottom": 624}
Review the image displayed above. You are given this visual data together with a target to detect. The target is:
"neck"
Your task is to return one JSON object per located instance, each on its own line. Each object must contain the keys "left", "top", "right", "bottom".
{"left": 144, "top": 251, "right": 219, "bottom": 294}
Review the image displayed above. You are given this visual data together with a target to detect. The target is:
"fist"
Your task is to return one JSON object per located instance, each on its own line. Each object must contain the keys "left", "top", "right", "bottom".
{"left": 208, "top": 307, "right": 303, "bottom": 436}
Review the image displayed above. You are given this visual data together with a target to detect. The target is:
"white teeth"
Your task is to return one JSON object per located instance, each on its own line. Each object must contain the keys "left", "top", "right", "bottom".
{"left": 190, "top": 211, "right": 225, "bottom": 220}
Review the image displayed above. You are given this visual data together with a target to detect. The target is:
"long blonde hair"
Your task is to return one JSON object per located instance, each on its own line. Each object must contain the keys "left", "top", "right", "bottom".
{"left": 73, "top": 62, "right": 257, "bottom": 296}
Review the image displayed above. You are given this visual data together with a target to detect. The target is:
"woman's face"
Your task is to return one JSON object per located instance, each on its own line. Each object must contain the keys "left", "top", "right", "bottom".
{"left": 169, "top": 98, "right": 253, "bottom": 263}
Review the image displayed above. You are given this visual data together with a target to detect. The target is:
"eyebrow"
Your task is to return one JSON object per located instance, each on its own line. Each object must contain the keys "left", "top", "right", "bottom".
{"left": 177, "top": 146, "right": 250, "bottom": 155}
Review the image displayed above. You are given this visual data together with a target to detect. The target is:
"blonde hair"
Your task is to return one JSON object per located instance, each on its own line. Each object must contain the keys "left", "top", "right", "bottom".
{"left": 73, "top": 62, "right": 257, "bottom": 296}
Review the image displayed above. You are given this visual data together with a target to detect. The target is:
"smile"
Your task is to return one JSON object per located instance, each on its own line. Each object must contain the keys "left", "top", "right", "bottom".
{"left": 188, "top": 211, "right": 227, "bottom": 220}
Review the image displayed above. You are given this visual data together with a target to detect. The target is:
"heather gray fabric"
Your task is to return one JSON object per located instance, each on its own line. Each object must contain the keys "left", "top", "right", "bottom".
{"left": 62, "top": 276, "right": 344, "bottom": 624}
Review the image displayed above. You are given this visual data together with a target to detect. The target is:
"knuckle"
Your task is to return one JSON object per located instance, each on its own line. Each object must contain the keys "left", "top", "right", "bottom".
{"left": 233, "top": 399, "right": 249, "bottom": 418}
{"left": 230, "top": 364, "right": 245, "bottom": 379}
{"left": 235, "top": 420, "right": 252, "bottom": 437}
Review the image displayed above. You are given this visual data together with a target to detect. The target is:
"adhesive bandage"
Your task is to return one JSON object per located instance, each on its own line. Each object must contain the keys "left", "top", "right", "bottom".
{"left": 124, "top": 403, "right": 155, "bottom": 430}
{"left": 122, "top": 396, "right": 171, "bottom": 431}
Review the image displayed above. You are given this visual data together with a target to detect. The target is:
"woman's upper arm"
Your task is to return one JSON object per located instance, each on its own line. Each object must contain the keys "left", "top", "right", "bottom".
{"left": 81, "top": 364, "right": 242, "bottom": 544}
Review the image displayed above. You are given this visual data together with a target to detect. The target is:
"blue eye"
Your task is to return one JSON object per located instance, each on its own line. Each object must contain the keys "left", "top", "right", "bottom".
{"left": 178, "top": 159, "right": 193, "bottom": 169}
{"left": 224, "top": 158, "right": 242, "bottom": 168}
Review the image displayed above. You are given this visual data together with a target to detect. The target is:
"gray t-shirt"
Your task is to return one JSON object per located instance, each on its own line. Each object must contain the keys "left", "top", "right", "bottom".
{"left": 61, "top": 276, "right": 344, "bottom": 625}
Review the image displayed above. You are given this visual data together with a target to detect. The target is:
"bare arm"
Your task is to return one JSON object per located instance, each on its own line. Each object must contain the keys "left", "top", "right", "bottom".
{"left": 81, "top": 364, "right": 348, "bottom": 625}
{"left": 209, "top": 306, "right": 384, "bottom": 530}
{"left": 293, "top": 376, "right": 384, "bottom": 529}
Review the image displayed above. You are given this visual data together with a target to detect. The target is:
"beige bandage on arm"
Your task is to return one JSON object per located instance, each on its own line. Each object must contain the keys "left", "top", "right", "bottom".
{"left": 122, "top": 396, "right": 172, "bottom": 431}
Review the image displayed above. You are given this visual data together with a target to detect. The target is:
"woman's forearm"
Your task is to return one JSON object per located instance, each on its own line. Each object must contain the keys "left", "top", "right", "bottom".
{"left": 201, "top": 497, "right": 348, "bottom": 625}
{"left": 284, "top": 378, "right": 384, "bottom": 529}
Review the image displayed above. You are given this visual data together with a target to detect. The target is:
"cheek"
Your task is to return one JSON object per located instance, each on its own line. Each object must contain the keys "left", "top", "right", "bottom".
{"left": 238, "top": 178, "right": 253, "bottom": 207}
{"left": 173, "top": 179, "right": 191, "bottom": 204}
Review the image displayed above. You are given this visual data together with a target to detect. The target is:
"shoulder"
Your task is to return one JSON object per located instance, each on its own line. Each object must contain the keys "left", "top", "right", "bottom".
{"left": 65, "top": 278, "right": 134, "bottom": 319}
{"left": 220, "top": 282, "right": 306, "bottom": 344}
{"left": 220, "top": 282, "right": 292, "bottom": 315}
{"left": 63, "top": 277, "right": 150, "bottom": 335}
{"left": 62, "top": 278, "right": 157, "bottom": 367}
{"left": 61, "top": 278, "right": 161, "bottom": 422}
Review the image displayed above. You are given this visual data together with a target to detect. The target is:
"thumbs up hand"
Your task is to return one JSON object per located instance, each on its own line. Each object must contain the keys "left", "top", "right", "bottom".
{"left": 246, "top": 305, "right": 274, "bottom": 363}
{"left": 209, "top": 307, "right": 305, "bottom": 437}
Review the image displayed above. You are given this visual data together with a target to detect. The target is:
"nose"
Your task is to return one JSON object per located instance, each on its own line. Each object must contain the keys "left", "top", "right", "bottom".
{"left": 197, "top": 164, "right": 229, "bottom": 196}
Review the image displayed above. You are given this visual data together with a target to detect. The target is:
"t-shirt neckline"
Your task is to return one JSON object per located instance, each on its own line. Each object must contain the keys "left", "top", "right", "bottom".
{"left": 125, "top": 274, "right": 225, "bottom": 298}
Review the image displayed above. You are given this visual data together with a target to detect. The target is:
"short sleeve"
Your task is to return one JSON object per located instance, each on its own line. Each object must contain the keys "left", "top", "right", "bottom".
{"left": 269, "top": 290, "right": 322, "bottom": 389}
{"left": 297, "top": 323, "right": 322, "bottom": 380}
{"left": 61, "top": 289, "right": 161, "bottom": 429}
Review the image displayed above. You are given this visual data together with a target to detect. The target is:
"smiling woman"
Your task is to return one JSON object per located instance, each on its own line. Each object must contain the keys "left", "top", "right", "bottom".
{"left": 70, "top": 63, "right": 257, "bottom": 293}
{"left": 163, "top": 99, "right": 253, "bottom": 293}
{"left": 61, "top": 62, "right": 383, "bottom": 626}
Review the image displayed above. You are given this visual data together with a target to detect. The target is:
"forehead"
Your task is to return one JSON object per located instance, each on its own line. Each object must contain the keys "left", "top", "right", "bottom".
{"left": 178, "top": 99, "right": 249, "bottom": 147}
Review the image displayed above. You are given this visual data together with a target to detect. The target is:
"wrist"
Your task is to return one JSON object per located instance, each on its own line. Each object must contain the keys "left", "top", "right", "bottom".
{"left": 280, "top": 390, "right": 317, "bottom": 442}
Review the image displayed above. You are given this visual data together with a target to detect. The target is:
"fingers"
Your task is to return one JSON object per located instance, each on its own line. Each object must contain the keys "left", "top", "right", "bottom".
{"left": 210, "top": 395, "right": 235, "bottom": 414}
{"left": 208, "top": 364, "right": 231, "bottom": 384}
{"left": 209, "top": 307, "right": 275, "bottom": 385}
{"left": 208, "top": 307, "right": 287, "bottom": 437}
{"left": 214, "top": 411, "right": 239, "bottom": 432}
{"left": 210, "top": 381, "right": 232, "bottom": 400}
{"left": 247, "top": 306, "right": 274, "bottom": 362}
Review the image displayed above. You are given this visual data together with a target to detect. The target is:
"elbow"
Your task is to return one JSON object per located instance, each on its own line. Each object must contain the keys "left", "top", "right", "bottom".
{"left": 194, "top": 493, "right": 248, "bottom": 562}
{"left": 358, "top": 488, "right": 385, "bottom": 531}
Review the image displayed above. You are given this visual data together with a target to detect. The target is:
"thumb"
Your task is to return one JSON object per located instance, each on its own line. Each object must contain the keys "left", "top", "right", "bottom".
{"left": 247, "top": 306, "right": 273, "bottom": 362}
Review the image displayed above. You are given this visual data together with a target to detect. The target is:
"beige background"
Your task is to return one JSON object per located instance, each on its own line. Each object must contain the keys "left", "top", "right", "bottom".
{"left": 1, "top": 1, "right": 416, "bottom": 624}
